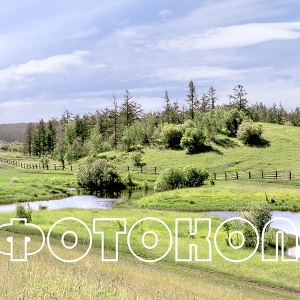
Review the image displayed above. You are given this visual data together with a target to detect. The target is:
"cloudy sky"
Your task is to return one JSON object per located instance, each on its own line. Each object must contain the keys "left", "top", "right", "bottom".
{"left": 1, "top": 0, "right": 300, "bottom": 123}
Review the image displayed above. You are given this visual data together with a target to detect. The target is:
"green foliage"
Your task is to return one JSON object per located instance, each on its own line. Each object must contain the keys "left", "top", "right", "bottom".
{"left": 162, "top": 123, "right": 185, "bottom": 149}
{"left": 225, "top": 109, "right": 244, "bottom": 137}
{"left": 183, "top": 167, "right": 209, "bottom": 187}
{"left": 76, "top": 159, "right": 125, "bottom": 192}
{"left": 122, "top": 124, "right": 143, "bottom": 152}
{"left": 180, "top": 128, "right": 208, "bottom": 154}
{"left": 154, "top": 168, "right": 185, "bottom": 192}
{"left": 241, "top": 202, "right": 272, "bottom": 248}
{"left": 237, "top": 120, "right": 263, "bottom": 145}
{"left": 15, "top": 203, "right": 32, "bottom": 223}
{"left": 131, "top": 151, "right": 144, "bottom": 166}
{"left": 154, "top": 166, "right": 209, "bottom": 192}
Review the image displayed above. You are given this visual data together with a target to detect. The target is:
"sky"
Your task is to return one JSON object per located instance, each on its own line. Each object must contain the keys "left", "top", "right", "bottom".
{"left": 1, "top": 0, "right": 300, "bottom": 123}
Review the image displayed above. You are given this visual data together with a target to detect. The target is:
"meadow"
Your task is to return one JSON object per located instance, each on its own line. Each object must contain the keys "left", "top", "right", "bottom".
{"left": 1, "top": 122, "right": 300, "bottom": 298}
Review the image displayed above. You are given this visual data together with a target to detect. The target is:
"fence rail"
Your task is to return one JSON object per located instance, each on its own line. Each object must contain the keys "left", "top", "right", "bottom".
{"left": 1, "top": 157, "right": 300, "bottom": 181}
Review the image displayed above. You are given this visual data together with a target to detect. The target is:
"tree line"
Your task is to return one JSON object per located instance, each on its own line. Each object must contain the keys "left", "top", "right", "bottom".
{"left": 21, "top": 81, "right": 300, "bottom": 163}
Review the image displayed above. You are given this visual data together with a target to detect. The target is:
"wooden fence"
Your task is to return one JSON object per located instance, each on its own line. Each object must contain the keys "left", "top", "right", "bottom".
{"left": 1, "top": 157, "right": 300, "bottom": 181}
{"left": 0, "top": 158, "right": 73, "bottom": 171}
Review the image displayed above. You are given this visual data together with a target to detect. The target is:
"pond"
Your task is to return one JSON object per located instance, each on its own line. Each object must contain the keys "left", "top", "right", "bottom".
{"left": 0, "top": 189, "right": 155, "bottom": 213}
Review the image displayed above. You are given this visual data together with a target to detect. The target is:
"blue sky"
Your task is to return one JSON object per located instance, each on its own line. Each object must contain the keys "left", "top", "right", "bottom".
{"left": 1, "top": 0, "right": 300, "bottom": 123}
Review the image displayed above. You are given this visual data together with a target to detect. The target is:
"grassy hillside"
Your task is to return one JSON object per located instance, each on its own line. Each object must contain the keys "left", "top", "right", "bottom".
{"left": 95, "top": 123, "right": 300, "bottom": 173}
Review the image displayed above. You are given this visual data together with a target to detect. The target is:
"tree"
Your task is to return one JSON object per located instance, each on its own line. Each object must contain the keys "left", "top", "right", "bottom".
{"left": 198, "top": 93, "right": 210, "bottom": 113}
{"left": 229, "top": 85, "right": 248, "bottom": 111}
{"left": 207, "top": 86, "right": 218, "bottom": 109}
{"left": 33, "top": 119, "right": 47, "bottom": 157}
{"left": 120, "top": 90, "right": 143, "bottom": 127}
{"left": 46, "top": 120, "right": 56, "bottom": 155}
{"left": 111, "top": 95, "right": 119, "bottom": 149}
{"left": 186, "top": 80, "right": 198, "bottom": 120}
{"left": 24, "top": 122, "right": 36, "bottom": 156}
{"left": 162, "top": 90, "right": 172, "bottom": 123}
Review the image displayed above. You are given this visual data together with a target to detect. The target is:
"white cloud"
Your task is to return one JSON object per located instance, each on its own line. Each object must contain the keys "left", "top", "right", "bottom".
{"left": 158, "top": 10, "right": 172, "bottom": 18}
{"left": 158, "top": 22, "right": 300, "bottom": 51}
{"left": 0, "top": 51, "right": 89, "bottom": 88}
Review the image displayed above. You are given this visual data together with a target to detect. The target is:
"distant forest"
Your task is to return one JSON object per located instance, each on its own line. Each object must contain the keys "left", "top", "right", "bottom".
{"left": 1, "top": 82, "right": 300, "bottom": 164}
{"left": 0, "top": 123, "right": 27, "bottom": 142}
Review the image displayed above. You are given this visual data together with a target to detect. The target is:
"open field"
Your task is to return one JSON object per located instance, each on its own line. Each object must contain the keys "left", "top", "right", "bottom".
{"left": 0, "top": 208, "right": 299, "bottom": 295}
{"left": 0, "top": 231, "right": 294, "bottom": 300}
{"left": 1, "top": 123, "right": 300, "bottom": 298}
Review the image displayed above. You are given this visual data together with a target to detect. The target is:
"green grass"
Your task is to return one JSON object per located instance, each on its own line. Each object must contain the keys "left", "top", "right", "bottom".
{"left": 131, "top": 180, "right": 300, "bottom": 211}
{"left": 1, "top": 208, "right": 300, "bottom": 294}
{"left": 0, "top": 162, "right": 76, "bottom": 204}
{"left": 0, "top": 231, "right": 288, "bottom": 300}
{"left": 95, "top": 123, "right": 300, "bottom": 173}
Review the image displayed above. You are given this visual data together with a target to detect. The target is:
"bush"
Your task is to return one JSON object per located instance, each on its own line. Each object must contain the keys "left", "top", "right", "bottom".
{"left": 180, "top": 128, "right": 208, "bottom": 154}
{"left": 183, "top": 167, "right": 209, "bottom": 187}
{"left": 154, "top": 168, "right": 185, "bottom": 192}
{"left": 162, "top": 124, "right": 185, "bottom": 149}
{"left": 154, "top": 167, "right": 209, "bottom": 192}
{"left": 76, "top": 159, "right": 125, "bottom": 192}
{"left": 225, "top": 109, "right": 244, "bottom": 137}
{"left": 237, "top": 120, "right": 263, "bottom": 145}
{"left": 241, "top": 202, "right": 271, "bottom": 248}
{"left": 131, "top": 151, "right": 145, "bottom": 167}
{"left": 16, "top": 203, "right": 32, "bottom": 224}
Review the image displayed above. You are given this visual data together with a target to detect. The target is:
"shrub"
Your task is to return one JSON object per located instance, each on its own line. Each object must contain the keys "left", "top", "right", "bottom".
{"left": 154, "top": 168, "right": 185, "bottom": 192}
{"left": 16, "top": 203, "right": 32, "bottom": 224}
{"left": 180, "top": 128, "right": 208, "bottom": 154}
{"left": 225, "top": 109, "right": 244, "bottom": 137}
{"left": 162, "top": 124, "right": 185, "bottom": 149}
{"left": 131, "top": 151, "right": 145, "bottom": 167}
{"left": 237, "top": 120, "right": 263, "bottom": 145}
{"left": 154, "top": 166, "right": 209, "bottom": 192}
{"left": 183, "top": 167, "right": 209, "bottom": 187}
{"left": 241, "top": 202, "right": 271, "bottom": 248}
{"left": 76, "top": 159, "right": 125, "bottom": 192}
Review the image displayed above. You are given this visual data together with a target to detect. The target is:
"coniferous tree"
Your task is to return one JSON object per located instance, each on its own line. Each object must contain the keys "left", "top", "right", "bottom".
{"left": 229, "top": 85, "right": 248, "bottom": 111}
{"left": 186, "top": 80, "right": 198, "bottom": 120}
{"left": 207, "top": 86, "right": 218, "bottom": 109}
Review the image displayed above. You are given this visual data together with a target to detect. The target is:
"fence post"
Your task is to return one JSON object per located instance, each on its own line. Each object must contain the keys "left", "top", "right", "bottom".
{"left": 236, "top": 172, "right": 239, "bottom": 180}
{"left": 214, "top": 173, "right": 217, "bottom": 180}
{"left": 54, "top": 164, "right": 56, "bottom": 170}
{"left": 46, "top": 164, "right": 49, "bottom": 170}
{"left": 225, "top": 172, "right": 227, "bottom": 180}
{"left": 154, "top": 166, "right": 157, "bottom": 174}
{"left": 275, "top": 171, "right": 278, "bottom": 179}
{"left": 70, "top": 165, "right": 72, "bottom": 171}
{"left": 289, "top": 171, "right": 292, "bottom": 180}
{"left": 140, "top": 165, "right": 143, "bottom": 173}
{"left": 248, "top": 171, "right": 251, "bottom": 179}
{"left": 127, "top": 166, "right": 130, "bottom": 172}
{"left": 261, "top": 170, "right": 264, "bottom": 179}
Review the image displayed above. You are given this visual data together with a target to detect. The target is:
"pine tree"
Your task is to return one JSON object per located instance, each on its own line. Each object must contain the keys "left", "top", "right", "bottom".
{"left": 207, "top": 86, "right": 218, "bottom": 109}
{"left": 229, "top": 85, "right": 248, "bottom": 110}
{"left": 185, "top": 80, "right": 198, "bottom": 120}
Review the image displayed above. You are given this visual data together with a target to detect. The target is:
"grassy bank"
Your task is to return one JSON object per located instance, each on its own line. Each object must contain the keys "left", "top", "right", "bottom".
{"left": 131, "top": 180, "right": 300, "bottom": 211}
